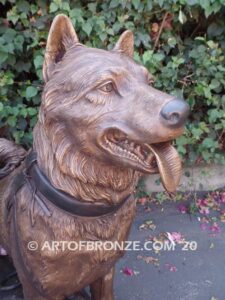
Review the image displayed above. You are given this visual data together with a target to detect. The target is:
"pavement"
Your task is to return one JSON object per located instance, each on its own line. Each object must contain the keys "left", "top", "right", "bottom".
{"left": 1, "top": 193, "right": 225, "bottom": 300}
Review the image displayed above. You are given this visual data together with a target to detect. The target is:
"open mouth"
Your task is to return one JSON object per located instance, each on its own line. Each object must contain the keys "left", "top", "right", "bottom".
{"left": 100, "top": 129, "right": 182, "bottom": 193}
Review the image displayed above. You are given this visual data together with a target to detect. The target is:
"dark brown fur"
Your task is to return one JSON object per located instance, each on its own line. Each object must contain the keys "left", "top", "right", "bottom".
{"left": 0, "top": 14, "right": 188, "bottom": 300}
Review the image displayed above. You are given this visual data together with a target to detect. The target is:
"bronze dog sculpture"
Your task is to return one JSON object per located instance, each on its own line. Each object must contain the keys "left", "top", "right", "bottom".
{"left": 0, "top": 14, "right": 189, "bottom": 300}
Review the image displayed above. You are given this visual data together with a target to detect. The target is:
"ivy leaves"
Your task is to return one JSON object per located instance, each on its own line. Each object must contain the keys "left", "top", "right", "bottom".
{"left": 0, "top": 0, "right": 224, "bottom": 163}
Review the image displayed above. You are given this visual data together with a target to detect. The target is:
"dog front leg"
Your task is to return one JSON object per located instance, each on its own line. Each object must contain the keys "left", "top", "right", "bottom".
{"left": 22, "top": 281, "right": 49, "bottom": 300}
{"left": 90, "top": 267, "right": 115, "bottom": 300}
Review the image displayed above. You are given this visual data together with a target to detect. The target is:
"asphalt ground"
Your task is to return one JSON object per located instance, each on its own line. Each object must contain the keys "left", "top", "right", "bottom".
{"left": 1, "top": 192, "right": 225, "bottom": 300}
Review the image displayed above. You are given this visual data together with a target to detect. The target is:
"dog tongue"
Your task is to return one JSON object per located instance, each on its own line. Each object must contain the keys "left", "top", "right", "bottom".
{"left": 148, "top": 142, "right": 182, "bottom": 193}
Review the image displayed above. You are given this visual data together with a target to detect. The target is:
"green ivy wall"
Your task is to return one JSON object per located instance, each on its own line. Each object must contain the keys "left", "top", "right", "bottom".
{"left": 0, "top": 0, "right": 225, "bottom": 165}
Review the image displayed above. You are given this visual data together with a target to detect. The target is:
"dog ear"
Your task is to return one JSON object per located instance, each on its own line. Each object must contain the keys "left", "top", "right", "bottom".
{"left": 43, "top": 14, "right": 79, "bottom": 82}
{"left": 113, "top": 30, "right": 134, "bottom": 57}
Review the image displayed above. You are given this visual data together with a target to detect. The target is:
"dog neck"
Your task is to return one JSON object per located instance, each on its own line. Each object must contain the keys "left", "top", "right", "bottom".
{"left": 33, "top": 121, "right": 140, "bottom": 205}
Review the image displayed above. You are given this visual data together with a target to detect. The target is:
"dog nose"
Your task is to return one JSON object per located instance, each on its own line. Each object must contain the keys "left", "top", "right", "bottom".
{"left": 160, "top": 99, "right": 189, "bottom": 127}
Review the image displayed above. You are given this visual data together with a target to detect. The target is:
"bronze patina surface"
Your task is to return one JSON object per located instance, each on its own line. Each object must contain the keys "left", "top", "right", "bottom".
{"left": 0, "top": 14, "right": 189, "bottom": 300}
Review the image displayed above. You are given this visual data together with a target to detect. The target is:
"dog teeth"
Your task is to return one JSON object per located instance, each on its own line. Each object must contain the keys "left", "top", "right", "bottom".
{"left": 134, "top": 145, "right": 141, "bottom": 156}
{"left": 104, "top": 137, "right": 145, "bottom": 165}
{"left": 130, "top": 142, "right": 135, "bottom": 151}
{"left": 146, "top": 152, "right": 154, "bottom": 164}
{"left": 136, "top": 145, "right": 141, "bottom": 152}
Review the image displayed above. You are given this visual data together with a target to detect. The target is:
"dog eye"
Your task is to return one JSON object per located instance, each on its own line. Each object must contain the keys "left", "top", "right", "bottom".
{"left": 98, "top": 81, "right": 114, "bottom": 93}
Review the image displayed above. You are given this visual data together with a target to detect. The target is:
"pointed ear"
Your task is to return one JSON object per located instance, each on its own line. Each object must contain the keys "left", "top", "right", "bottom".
{"left": 113, "top": 30, "right": 134, "bottom": 58}
{"left": 43, "top": 14, "right": 79, "bottom": 82}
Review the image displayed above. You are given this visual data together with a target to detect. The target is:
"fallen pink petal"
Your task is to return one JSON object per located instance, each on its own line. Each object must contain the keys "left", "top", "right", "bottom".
{"left": 200, "top": 223, "right": 208, "bottom": 231}
{"left": 199, "top": 207, "right": 210, "bottom": 215}
{"left": 201, "top": 216, "right": 209, "bottom": 223}
{"left": 122, "top": 267, "right": 134, "bottom": 276}
{"left": 197, "top": 199, "right": 208, "bottom": 207}
{"left": 169, "top": 232, "right": 183, "bottom": 243}
{"left": 220, "top": 192, "right": 225, "bottom": 203}
{"left": 138, "top": 197, "right": 147, "bottom": 205}
{"left": 178, "top": 204, "right": 188, "bottom": 214}
{"left": 209, "top": 223, "right": 221, "bottom": 233}
{"left": 165, "top": 263, "right": 177, "bottom": 272}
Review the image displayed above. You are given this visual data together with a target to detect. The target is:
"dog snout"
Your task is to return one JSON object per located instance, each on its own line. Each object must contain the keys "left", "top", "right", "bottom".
{"left": 160, "top": 99, "right": 189, "bottom": 128}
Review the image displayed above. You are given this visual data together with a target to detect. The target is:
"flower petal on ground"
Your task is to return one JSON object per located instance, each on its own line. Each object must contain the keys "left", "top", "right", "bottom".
{"left": 200, "top": 223, "right": 208, "bottom": 230}
{"left": 122, "top": 267, "right": 134, "bottom": 276}
{"left": 199, "top": 207, "right": 210, "bottom": 215}
{"left": 209, "top": 222, "right": 221, "bottom": 233}
{"left": 138, "top": 197, "right": 148, "bottom": 205}
{"left": 165, "top": 263, "right": 177, "bottom": 272}
{"left": 178, "top": 204, "right": 187, "bottom": 214}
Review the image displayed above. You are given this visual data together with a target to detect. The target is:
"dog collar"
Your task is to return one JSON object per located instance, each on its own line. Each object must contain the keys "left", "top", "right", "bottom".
{"left": 22, "top": 151, "right": 131, "bottom": 217}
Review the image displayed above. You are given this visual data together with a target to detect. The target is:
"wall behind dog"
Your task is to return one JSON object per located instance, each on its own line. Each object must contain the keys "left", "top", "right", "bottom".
{"left": 0, "top": 0, "right": 224, "bottom": 165}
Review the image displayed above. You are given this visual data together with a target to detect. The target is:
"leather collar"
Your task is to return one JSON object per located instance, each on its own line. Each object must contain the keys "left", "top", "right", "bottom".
{"left": 24, "top": 151, "right": 131, "bottom": 217}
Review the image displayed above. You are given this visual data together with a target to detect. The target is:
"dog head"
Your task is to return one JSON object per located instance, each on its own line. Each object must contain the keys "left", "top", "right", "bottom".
{"left": 40, "top": 15, "right": 189, "bottom": 193}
